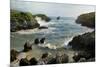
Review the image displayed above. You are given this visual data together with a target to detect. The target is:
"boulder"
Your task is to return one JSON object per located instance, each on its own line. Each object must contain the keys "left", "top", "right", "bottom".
{"left": 41, "top": 53, "right": 49, "bottom": 59}
{"left": 40, "top": 37, "right": 46, "bottom": 44}
{"left": 68, "top": 31, "right": 95, "bottom": 58}
{"left": 38, "top": 52, "right": 56, "bottom": 64}
{"left": 73, "top": 52, "right": 95, "bottom": 62}
{"left": 44, "top": 53, "right": 69, "bottom": 64}
{"left": 19, "top": 58, "right": 30, "bottom": 66}
{"left": 73, "top": 52, "right": 90, "bottom": 62}
{"left": 34, "top": 38, "right": 39, "bottom": 45}
{"left": 23, "top": 41, "right": 32, "bottom": 52}
{"left": 38, "top": 53, "right": 69, "bottom": 64}
{"left": 29, "top": 57, "right": 38, "bottom": 65}
{"left": 10, "top": 49, "right": 19, "bottom": 62}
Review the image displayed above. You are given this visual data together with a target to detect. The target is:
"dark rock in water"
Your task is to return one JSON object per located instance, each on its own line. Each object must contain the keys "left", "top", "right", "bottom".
{"left": 34, "top": 38, "right": 39, "bottom": 45}
{"left": 40, "top": 37, "right": 45, "bottom": 44}
{"left": 19, "top": 58, "right": 30, "bottom": 66}
{"left": 23, "top": 41, "right": 32, "bottom": 52}
{"left": 69, "top": 31, "right": 95, "bottom": 58}
{"left": 76, "top": 12, "right": 95, "bottom": 28}
{"left": 29, "top": 57, "right": 38, "bottom": 65}
{"left": 38, "top": 26, "right": 48, "bottom": 29}
{"left": 10, "top": 49, "right": 19, "bottom": 62}
{"left": 57, "top": 16, "right": 60, "bottom": 20}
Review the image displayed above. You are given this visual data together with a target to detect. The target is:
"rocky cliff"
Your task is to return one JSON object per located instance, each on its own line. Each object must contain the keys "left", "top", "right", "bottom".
{"left": 10, "top": 10, "right": 51, "bottom": 32}
{"left": 76, "top": 12, "right": 95, "bottom": 28}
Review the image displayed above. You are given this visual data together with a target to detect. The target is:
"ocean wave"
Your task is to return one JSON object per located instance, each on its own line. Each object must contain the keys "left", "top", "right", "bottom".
{"left": 63, "top": 37, "right": 74, "bottom": 46}
{"left": 62, "top": 28, "right": 94, "bottom": 48}
{"left": 38, "top": 43, "right": 57, "bottom": 50}
{"left": 15, "top": 27, "right": 56, "bottom": 35}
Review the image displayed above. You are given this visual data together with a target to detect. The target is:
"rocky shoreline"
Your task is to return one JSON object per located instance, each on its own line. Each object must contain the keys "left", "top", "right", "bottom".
{"left": 76, "top": 12, "right": 95, "bottom": 28}
{"left": 67, "top": 12, "right": 95, "bottom": 63}
{"left": 10, "top": 12, "right": 95, "bottom": 66}
{"left": 68, "top": 31, "right": 95, "bottom": 60}
{"left": 11, "top": 34, "right": 95, "bottom": 66}
{"left": 10, "top": 10, "right": 51, "bottom": 32}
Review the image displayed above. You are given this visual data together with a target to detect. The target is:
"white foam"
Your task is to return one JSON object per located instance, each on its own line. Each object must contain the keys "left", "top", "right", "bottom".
{"left": 15, "top": 27, "right": 56, "bottom": 34}
{"left": 35, "top": 16, "right": 49, "bottom": 27}
{"left": 63, "top": 37, "right": 73, "bottom": 46}
{"left": 62, "top": 27, "right": 94, "bottom": 48}
{"left": 38, "top": 43, "right": 57, "bottom": 49}
{"left": 15, "top": 17, "right": 57, "bottom": 34}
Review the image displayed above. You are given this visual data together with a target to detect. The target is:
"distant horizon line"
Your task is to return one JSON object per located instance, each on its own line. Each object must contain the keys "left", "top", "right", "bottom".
{"left": 10, "top": 9, "right": 95, "bottom": 18}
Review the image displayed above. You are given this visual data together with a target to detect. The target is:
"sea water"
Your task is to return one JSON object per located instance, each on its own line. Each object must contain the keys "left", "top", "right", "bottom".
{"left": 11, "top": 17, "right": 94, "bottom": 51}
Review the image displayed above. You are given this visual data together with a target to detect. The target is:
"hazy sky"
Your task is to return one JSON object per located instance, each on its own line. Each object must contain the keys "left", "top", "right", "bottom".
{"left": 10, "top": 0, "right": 95, "bottom": 17}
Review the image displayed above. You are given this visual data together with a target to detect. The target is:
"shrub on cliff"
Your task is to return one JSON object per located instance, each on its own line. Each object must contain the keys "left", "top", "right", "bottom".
{"left": 10, "top": 10, "right": 40, "bottom": 32}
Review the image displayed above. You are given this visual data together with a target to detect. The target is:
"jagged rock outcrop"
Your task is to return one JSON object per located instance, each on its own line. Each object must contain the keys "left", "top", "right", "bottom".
{"left": 68, "top": 31, "right": 95, "bottom": 59}
{"left": 76, "top": 12, "right": 95, "bottom": 28}
{"left": 23, "top": 41, "right": 32, "bottom": 52}
{"left": 29, "top": 57, "right": 38, "bottom": 65}
{"left": 10, "top": 10, "right": 51, "bottom": 32}
{"left": 19, "top": 58, "right": 30, "bottom": 66}
{"left": 38, "top": 52, "right": 69, "bottom": 64}
{"left": 11, "top": 10, "right": 40, "bottom": 32}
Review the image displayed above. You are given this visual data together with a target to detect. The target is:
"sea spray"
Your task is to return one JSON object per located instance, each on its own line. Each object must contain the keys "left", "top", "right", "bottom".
{"left": 35, "top": 16, "right": 49, "bottom": 27}
{"left": 63, "top": 37, "right": 73, "bottom": 49}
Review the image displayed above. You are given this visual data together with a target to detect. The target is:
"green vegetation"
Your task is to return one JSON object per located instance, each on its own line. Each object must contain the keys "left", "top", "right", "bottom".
{"left": 10, "top": 10, "right": 40, "bottom": 32}
{"left": 76, "top": 12, "right": 95, "bottom": 28}
{"left": 10, "top": 10, "right": 51, "bottom": 32}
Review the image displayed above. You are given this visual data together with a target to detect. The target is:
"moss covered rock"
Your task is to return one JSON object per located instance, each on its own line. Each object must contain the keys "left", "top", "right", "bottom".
{"left": 10, "top": 10, "right": 40, "bottom": 32}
